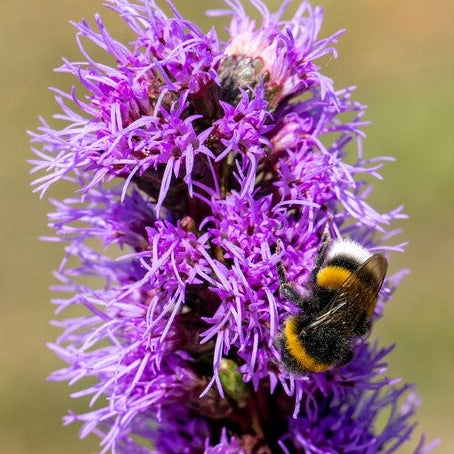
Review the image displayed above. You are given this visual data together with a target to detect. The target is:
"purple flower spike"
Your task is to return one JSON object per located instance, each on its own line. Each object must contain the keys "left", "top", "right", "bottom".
{"left": 30, "top": 0, "right": 436, "bottom": 452}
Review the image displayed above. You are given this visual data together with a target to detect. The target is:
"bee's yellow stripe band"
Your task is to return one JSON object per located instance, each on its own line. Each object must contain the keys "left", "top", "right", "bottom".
{"left": 316, "top": 266, "right": 351, "bottom": 290}
{"left": 284, "top": 316, "right": 331, "bottom": 372}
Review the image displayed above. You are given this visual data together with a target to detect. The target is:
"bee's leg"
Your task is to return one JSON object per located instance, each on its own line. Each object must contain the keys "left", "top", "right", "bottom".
{"left": 317, "top": 224, "right": 331, "bottom": 266}
{"left": 277, "top": 260, "right": 306, "bottom": 307}
{"left": 276, "top": 250, "right": 287, "bottom": 286}
{"left": 308, "top": 225, "right": 331, "bottom": 286}
{"left": 276, "top": 240, "right": 317, "bottom": 312}
{"left": 279, "top": 283, "right": 316, "bottom": 311}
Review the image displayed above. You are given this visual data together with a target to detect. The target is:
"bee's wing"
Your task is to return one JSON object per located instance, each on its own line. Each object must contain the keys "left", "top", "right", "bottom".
{"left": 306, "top": 254, "right": 388, "bottom": 335}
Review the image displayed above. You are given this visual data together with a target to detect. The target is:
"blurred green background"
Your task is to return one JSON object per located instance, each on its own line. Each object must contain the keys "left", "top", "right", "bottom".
{"left": 1, "top": 0, "right": 453, "bottom": 452}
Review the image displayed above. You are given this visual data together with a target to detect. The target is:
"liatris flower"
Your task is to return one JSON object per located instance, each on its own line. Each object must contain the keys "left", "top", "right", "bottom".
{"left": 30, "top": 0, "right": 436, "bottom": 452}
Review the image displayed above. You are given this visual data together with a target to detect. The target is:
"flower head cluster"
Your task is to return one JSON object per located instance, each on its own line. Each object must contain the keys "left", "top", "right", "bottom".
{"left": 30, "top": 0, "right": 435, "bottom": 452}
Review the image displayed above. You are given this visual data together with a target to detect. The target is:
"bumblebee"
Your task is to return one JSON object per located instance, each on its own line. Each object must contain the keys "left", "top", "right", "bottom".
{"left": 275, "top": 231, "right": 388, "bottom": 374}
